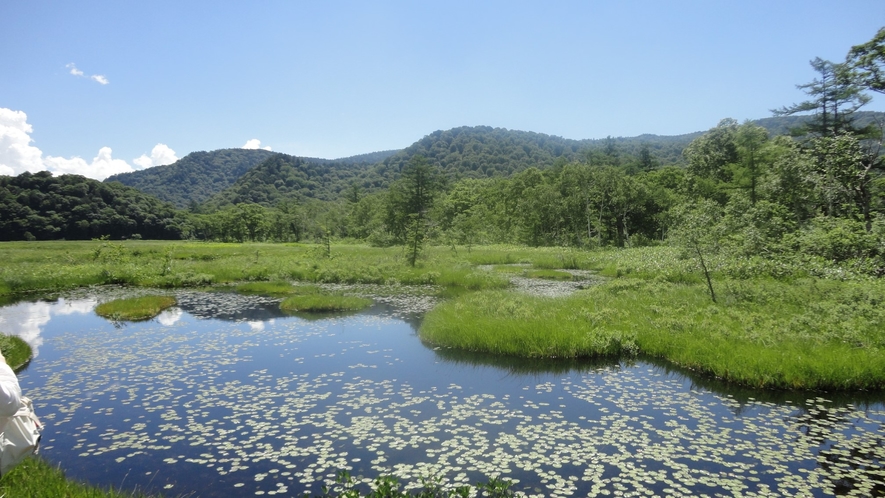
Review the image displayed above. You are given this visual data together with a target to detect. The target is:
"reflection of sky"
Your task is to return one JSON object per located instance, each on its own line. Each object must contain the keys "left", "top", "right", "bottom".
{"left": 0, "top": 298, "right": 97, "bottom": 357}
{"left": 157, "top": 308, "right": 183, "bottom": 326}
{"left": 248, "top": 319, "right": 273, "bottom": 332}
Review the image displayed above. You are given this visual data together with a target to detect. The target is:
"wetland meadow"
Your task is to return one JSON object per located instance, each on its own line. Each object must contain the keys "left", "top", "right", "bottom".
{"left": 0, "top": 241, "right": 883, "bottom": 497}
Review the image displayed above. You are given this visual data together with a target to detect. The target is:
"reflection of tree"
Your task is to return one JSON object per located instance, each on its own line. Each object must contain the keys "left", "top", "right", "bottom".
{"left": 793, "top": 406, "right": 885, "bottom": 496}
{"left": 426, "top": 344, "right": 622, "bottom": 377}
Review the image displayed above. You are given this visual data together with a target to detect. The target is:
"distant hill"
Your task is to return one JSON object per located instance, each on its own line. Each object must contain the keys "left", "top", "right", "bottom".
{"left": 106, "top": 112, "right": 885, "bottom": 209}
{"left": 105, "top": 149, "right": 276, "bottom": 208}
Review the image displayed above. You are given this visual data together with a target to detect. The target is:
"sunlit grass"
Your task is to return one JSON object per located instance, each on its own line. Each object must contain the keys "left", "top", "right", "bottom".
{"left": 236, "top": 280, "right": 298, "bottom": 296}
{"left": 524, "top": 269, "right": 573, "bottom": 280}
{"left": 421, "top": 278, "right": 885, "bottom": 390}
{"left": 0, "top": 456, "right": 161, "bottom": 497}
{"left": 94, "top": 295, "right": 177, "bottom": 321}
{"left": 280, "top": 293, "right": 372, "bottom": 313}
{"left": 0, "top": 333, "right": 32, "bottom": 371}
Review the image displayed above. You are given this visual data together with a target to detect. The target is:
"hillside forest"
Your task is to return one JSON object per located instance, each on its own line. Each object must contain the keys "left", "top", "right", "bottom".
{"left": 2, "top": 29, "right": 885, "bottom": 277}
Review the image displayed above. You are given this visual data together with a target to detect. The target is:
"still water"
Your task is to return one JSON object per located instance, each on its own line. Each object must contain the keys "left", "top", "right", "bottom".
{"left": 0, "top": 289, "right": 883, "bottom": 497}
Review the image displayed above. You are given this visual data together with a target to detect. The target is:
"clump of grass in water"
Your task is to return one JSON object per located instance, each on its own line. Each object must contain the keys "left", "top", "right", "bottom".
{"left": 0, "top": 334, "right": 32, "bottom": 371}
{"left": 94, "top": 295, "right": 176, "bottom": 321}
{"left": 237, "top": 280, "right": 298, "bottom": 296}
{"left": 0, "top": 456, "right": 160, "bottom": 497}
{"left": 280, "top": 293, "right": 372, "bottom": 312}
{"left": 524, "top": 269, "right": 573, "bottom": 280}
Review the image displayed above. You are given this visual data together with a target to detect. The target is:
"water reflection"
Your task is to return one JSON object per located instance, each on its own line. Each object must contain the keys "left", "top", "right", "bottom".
{"left": 0, "top": 291, "right": 882, "bottom": 498}
{"left": 0, "top": 297, "right": 97, "bottom": 356}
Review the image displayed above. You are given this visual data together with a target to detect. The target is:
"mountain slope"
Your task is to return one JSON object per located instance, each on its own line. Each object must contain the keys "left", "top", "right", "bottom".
{"left": 202, "top": 154, "right": 370, "bottom": 208}
{"left": 105, "top": 149, "right": 276, "bottom": 208}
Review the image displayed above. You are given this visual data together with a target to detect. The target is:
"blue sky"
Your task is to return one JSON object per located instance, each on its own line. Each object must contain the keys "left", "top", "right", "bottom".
{"left": 1, "top": 1, "right": 883, "bottom": 179}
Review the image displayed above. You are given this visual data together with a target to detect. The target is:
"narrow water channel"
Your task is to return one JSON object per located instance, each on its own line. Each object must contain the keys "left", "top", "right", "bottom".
{"left": 0, "top": 290, "right": 882, "bottom": 497}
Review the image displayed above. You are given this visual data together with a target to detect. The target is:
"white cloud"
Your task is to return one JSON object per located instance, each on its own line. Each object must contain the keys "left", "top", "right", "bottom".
{"left": 44, "top": 146, "right": 135, "bottom": 179}
{"left": 66, "top": 62, "right": 84, "bottom": 77}
{"left": 133, "top": 143, "right": 178, "bottom": 169}
{"left": 242, "top": 139, "right": 271, "bottom": 151}
{"left": 1, "top": 107, "right": 178, "bottom": 180}
{"left": 66, "top": 62, "right": 109, "bottom": 85}
{"left": 0, "top": 108, "right": 45, "bottom": 176}
{"left": 157, "top": 308, "right": 183, "bottom": 326}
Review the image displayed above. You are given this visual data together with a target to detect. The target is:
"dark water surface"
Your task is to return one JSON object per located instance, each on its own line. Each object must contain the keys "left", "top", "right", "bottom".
{"left": 0, "top": 290, "right": 883, "bottom": 497}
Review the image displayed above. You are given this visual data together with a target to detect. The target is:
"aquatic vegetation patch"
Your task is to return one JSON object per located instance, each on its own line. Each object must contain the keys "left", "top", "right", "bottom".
{"left": 280, "top": 293, "right": 373, "bottom": 312}
{"left": 523, "top": 269, "right": 573, "bottom": 281}
{"left": 421, "top": 279, "right": 885, "bottom": 390}
{"left": 237, "top": 280, "right": 300, "bottom": 296}
{"left": 0, "top": 333, "right": 32, "bottom": 370}
{"left": 94, "top": 295, "right": 177, "bottom": 321}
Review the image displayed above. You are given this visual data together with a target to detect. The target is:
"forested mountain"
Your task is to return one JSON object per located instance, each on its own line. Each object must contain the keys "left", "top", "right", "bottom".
{"left": 0, "top": 171, "right": 189, "bottom": 241}
{"left": 334, "top": 150, "right": 399, "bottom": 164}
{"left": 104, "top": 115, "right": 882, "bottom": 211}
{"left": 201, "top": 154, "right": 370, "bottom": 209}
{"left": 105, "top": 149, "right": 276, "bottom": 208}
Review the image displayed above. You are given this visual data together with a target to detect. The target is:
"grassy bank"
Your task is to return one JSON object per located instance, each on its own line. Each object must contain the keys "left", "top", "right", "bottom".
{"left": 421, "top": 278, "right": 885, "bottom": 390}
{"left": 0, "top": 456, "right": 161, "bottom": 497}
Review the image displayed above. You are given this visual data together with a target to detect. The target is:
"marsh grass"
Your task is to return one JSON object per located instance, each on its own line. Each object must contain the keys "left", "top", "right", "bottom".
{"left": 421, "top": 278, "right": 885, "bottom": 390}
{"left": 0, "top": 333, "right": 32, "bottom": 371}
{"left": 280, "top": 293, "right": 372, "bottom": 313}
{"left": 524, "top": 269, "right": 574, "bottom": 280}
{"left": 0, "top": 456, "right": 161, "bottom": 498}
{"left": 94, "top": 295, "right": 177, "bottom": 321}
{"left": 236, "top": 281, "right": 298, "bottom": 296}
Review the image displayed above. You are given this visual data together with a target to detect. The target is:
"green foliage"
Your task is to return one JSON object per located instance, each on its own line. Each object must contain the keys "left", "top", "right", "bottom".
{"left": 236, "top": 281, "right": 299, "bottom": 296}
{"left": 0, "top": 456, "right": 161, "bottom": 497}
{"left": 847, "top": 26, "right": 885, "bottom": 94}
{"left": 421, "top": 277, "right": 885, "bottom": 390}
{"left": 0, "top": 171, "right": 189, "bottom": 241}
{"left": 94, "top": 295, "right": 177, "bottom": 321}
{"left": 106, "top": 148, "right": 276, "bottom": 208}
{"left": 0, "top": 333, "right": 32, "bottom": 370}
{"left": 280, "top": 293, "right": 372, "bottom": 313}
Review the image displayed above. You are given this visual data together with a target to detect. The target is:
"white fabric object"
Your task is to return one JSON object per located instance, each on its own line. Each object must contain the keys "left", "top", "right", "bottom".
{"left": 0, "top": 362, "right": 21, "bottom": 418}
{"left": 0, "top": 396, "right": 42, "bottom": 475}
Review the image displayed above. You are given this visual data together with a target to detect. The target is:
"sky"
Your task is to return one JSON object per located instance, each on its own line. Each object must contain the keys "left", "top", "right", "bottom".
{"left": 1, "top": 1, "right": 884, "bottom": 180}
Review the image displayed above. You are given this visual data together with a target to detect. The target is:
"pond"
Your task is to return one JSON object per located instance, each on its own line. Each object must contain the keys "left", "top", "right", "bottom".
{"left": 1, "top": 288, "right": 883, "bottom": 497}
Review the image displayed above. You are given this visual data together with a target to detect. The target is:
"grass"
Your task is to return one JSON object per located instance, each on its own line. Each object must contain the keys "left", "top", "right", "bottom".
{"left": 2, "top": 240, "right": 885, "bottom": 390}
{"left": 94, "top": 295, "right": 177, "bottom": 321}
{"left": 280, "top": 293, "right": 373, "bottom": 313}
{"left": 0, "top": 333, "right": 32, "bottom": 371}
{"left": 236, "top": 280, "right": 299, "bottom": 296}
{"left": 420, "top": 277, "right": 885, "bottom": 390}
{"left": 0, "top": 456, "right": 161, "bottom": 497}
{"left": 0, "top": 241, "right": 515, "bottom": 297}
{"left": 524, "top": 269, "right": 574, "bottom": 280}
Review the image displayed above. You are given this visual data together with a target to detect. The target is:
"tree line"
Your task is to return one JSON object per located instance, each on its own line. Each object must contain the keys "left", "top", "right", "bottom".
{"left": 2, "top": 28, "right": 884, "bottom": 275}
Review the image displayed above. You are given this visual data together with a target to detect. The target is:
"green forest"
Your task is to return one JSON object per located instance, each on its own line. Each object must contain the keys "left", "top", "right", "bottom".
{"left": 3, "top": 30, "right": 885, "bottom": 280}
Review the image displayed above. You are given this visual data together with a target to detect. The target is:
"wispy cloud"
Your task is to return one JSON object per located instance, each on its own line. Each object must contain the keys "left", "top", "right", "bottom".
{"left": 66, "top": 62, "right": 109, "bottom": 85}
{"left": 242, "top": 139, "right": 271, "bottom": 151}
